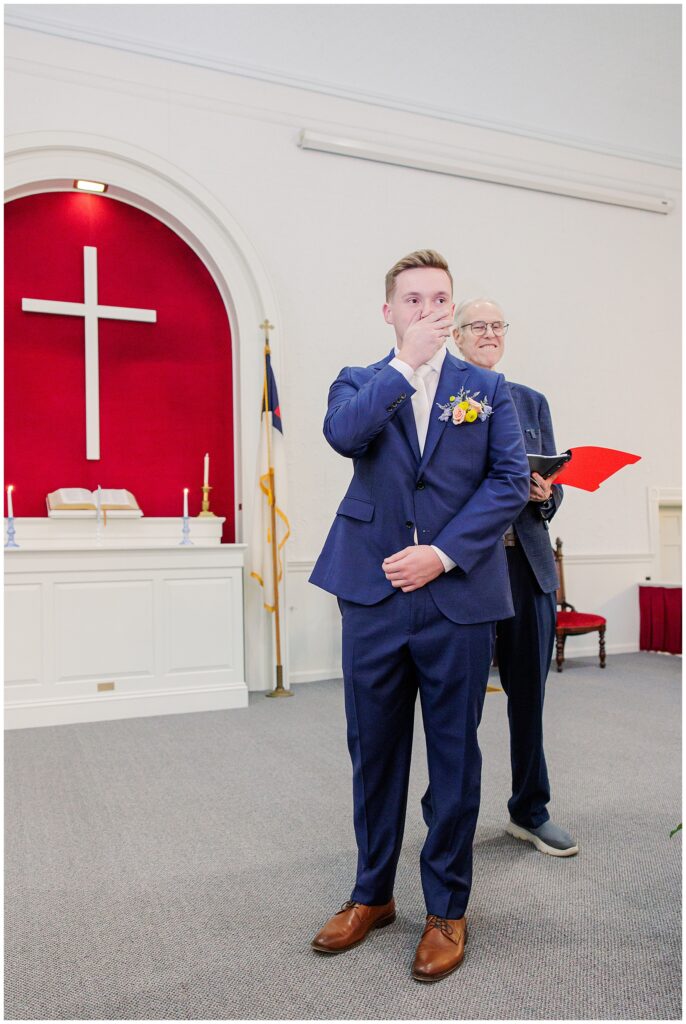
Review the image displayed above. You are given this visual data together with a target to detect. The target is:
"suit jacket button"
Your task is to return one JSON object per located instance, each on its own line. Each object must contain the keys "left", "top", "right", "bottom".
{"left": 416, "top": 480, "right": 425, "bottom": 490}
{"left": 405, "top": 520, "right": 414, "bottom": 529}
{"left": 400, "top": 393, "right": 407, "bottom": 400}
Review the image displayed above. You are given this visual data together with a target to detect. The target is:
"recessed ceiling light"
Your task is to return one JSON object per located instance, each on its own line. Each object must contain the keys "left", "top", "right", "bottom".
{"left": 73, "top": 179, "right": 108, "bottom": 193}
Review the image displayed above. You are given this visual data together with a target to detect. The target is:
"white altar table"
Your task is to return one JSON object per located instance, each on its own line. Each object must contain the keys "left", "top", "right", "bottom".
{"left": 4, "top": 518, "right": 248, "bottom": 729}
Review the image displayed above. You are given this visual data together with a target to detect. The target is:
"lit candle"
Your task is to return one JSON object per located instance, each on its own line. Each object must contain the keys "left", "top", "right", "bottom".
{"left": 96, "top": 485, "right": 102, "bottom": 517}
{"left": 183, "top": 488, "right": 189, "bottom": 518}
{"left": 204, "top": 453, "right": 210, "bottom": 488}
{"left": 7, "top": 486, "right": 14, "bottom": 519}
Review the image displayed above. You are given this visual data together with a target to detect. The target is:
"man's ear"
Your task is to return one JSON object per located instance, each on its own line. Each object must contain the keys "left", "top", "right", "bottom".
{"left": 382, "top": 303, "right": 393, "bottom": 325}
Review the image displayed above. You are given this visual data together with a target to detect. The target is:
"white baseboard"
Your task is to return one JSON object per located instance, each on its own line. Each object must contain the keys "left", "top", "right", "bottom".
{"left": 288, "top": 668, "right": 341, "bottom": 685}
{"left": 5, "top": 682, "right": 249, "bottom": 730}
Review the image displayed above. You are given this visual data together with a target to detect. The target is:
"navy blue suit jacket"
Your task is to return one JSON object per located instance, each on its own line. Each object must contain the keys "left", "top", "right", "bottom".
{"left": 310, "top": 351, "right": 530, "bottom": 624}
{"left": 508, "top": 382, "right": 563, "bottom": 595}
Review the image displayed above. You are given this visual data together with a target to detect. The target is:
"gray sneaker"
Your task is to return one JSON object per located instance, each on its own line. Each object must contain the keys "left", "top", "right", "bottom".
{"left": 505, "top": 818, "right": 579, "bottom": 857}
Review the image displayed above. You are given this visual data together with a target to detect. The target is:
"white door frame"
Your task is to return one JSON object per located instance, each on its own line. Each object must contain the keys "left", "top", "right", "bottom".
{"left": 647, "top": 486, "right": 682, "bottom": 581}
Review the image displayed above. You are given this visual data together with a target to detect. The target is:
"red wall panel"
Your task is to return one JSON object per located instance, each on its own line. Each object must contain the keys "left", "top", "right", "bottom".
{"left": 5, "top": 192, "right": 235, "bottom": 540}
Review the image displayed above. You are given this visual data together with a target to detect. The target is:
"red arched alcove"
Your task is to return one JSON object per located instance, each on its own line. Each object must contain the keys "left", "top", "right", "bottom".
{"left": 5, "top": 191, "right": 235, "bottom": 540}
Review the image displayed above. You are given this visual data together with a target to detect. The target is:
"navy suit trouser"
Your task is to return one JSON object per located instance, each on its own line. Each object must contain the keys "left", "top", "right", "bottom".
{"left": 497, "top": 543, "right": 556, "bottom": 829}
{"left": 339, "top": 587, "right": 494, "bottom": 919}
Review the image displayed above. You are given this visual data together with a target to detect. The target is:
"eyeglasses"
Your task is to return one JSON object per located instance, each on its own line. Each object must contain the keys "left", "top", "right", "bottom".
{"left": 460, "top": 321, "right": 509, "bottom": 337}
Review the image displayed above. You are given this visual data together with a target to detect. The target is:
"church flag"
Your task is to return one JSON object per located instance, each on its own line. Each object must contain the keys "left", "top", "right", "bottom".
{"left": 249, "top": 345, "right": 290, "bottom": 612}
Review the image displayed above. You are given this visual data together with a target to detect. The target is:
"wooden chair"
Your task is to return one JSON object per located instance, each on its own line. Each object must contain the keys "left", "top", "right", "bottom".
{"left": 553, "top": 537, "right": 606, "bottom": 672}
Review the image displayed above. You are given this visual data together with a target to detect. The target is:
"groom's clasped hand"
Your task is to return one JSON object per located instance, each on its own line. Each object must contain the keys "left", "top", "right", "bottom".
{"left": 382, "top": 546, "right": 445, "bottom": 592}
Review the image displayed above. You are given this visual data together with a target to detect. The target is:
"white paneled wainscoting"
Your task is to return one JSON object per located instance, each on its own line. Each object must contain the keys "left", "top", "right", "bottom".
{"left": 5, "top": 521, "right": 248, "bottom": 729}
{"left": 285, "top": 551, "right": 656, "bottom": 686}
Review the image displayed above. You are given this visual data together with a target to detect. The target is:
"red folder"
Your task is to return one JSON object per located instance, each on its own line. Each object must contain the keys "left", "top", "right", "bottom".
{"left": 554, "top": 446, "right": 641, "bottom": 492}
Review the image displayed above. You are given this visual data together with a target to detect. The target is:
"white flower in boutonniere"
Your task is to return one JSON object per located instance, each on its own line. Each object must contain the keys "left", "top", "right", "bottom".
{"left": 437, "top": 387, "right": 493, "bottom": 426}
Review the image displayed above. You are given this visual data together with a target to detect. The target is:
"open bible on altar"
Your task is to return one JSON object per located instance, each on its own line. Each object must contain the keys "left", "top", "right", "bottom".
{"left": 46, "top": 489, "right": 143, "bottom": 517}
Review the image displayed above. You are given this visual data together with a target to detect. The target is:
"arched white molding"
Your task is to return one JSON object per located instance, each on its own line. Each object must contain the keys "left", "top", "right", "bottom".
{"left": 5, "top": 131, "right": 283, "bottom": 691}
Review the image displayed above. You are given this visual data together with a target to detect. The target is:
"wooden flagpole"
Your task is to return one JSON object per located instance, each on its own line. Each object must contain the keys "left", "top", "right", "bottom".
{"left": 260, "top": 319, "right": 293, "bottom": 698}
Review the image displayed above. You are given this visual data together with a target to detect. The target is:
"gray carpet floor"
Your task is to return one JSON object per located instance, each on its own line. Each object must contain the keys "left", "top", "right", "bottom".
{"left": 5, "top": 653, "right": 682, "bottom": 1020}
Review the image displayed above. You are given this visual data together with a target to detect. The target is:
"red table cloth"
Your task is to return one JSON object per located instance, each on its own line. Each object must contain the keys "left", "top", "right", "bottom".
{"left": 639, "top": 585, "right": 682, "bottom": 655}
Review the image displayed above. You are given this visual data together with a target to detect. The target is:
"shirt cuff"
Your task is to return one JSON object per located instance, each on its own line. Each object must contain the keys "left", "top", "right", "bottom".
{"left": 431, "top": 545, "right": 456, "bottom": 573}
{"left": 389, "top": 356, "right": 415, "bottom": 381}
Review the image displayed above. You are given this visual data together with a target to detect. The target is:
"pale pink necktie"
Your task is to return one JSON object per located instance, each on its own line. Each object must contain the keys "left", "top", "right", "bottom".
{"left": 411, "top": 364, "right": 433, "bottom": 454}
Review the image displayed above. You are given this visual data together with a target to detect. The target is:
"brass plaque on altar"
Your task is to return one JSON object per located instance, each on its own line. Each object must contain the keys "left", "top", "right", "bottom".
{"left": 97, "top": 681, "right": 115, "bottom": 692}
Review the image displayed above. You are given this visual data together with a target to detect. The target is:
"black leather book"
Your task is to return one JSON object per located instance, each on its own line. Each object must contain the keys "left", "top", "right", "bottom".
{"left": 527, "top": 450, "right": 572, "bottom": 479}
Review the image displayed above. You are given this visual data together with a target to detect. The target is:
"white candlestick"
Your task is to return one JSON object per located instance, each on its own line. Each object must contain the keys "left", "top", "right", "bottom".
{"left": 96, "top": 485, "right": 102, "bottom": 516}
{"left": 204, "top": 453, "right": 210, "bottom": 487}
{"left": 183, "top": 488, "right": 189, "bottom": 518}
{"left": 7, "top": 486, "right": 14, "bottom": 518}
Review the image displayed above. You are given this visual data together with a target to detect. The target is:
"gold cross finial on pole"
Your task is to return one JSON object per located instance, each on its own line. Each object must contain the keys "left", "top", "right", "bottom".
{"left": 260, "top": 319, "right": 274, "bottom": 343}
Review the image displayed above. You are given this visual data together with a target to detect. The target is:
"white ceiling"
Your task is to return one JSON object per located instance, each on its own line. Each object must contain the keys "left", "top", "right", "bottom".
{"left": 5, "top": 3, "right": 681, "bottom": 166}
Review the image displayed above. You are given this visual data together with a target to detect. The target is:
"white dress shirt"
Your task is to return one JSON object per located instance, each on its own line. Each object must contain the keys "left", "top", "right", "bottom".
{"left": 390, "top": 344, "right": 457, "bottom": 573}
{"left": 390, "top": 343, "right": 446, "bottom": 408}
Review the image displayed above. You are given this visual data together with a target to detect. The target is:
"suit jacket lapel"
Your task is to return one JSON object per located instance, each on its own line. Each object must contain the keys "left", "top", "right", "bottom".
{"left": 397, "top": 399, "right": 421, "bottom": 462}
{"left": 418, "top": 353, "right": 469, "bottom": 473}
{"left": 375, "top": 349, "right": 421, "bottom": 462}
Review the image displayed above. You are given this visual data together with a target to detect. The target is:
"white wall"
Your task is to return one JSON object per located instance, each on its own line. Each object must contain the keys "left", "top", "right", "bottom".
{"left": 5, "top": 25, "right": 681, "bottom": 686}
{"left": 5, "top": 5, "right": 681, "bottom": 166}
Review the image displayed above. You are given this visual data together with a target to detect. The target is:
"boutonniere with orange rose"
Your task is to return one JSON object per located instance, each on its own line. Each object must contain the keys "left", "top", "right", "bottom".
{"left": 437, "top": 387, "right": 493, "bottom": 426}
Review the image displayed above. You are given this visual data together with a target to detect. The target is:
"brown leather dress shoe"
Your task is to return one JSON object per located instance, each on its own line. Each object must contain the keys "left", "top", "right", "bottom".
{"left": 412, "top": 914, "right": 467, "bottom": 982}
{"left": 311, "top": 898, "right": 396, "bottom": 953}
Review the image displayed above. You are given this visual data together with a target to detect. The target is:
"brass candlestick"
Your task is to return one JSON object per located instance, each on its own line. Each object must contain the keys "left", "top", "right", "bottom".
{"left": 199, "top": 484, "right": 216, "bottom": 517}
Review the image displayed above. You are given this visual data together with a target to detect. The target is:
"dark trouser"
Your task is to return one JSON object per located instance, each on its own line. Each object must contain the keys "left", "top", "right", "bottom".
{"left": 421, "top": 543, "right": 556, "bottom": 832}
{"left": 497, "top": 543, "right": 556, "bottom": 828}
{"left": 339, "top": 588, "right": 494, "bottom": 919}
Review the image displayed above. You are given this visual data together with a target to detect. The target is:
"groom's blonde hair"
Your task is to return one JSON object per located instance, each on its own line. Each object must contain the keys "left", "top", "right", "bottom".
{"left": 385, "top": 250, "right": 453, "bottom": 301}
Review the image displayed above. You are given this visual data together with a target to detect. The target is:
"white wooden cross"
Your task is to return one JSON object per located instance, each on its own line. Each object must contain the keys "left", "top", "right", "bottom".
{"left": 22, "top": 245, "right": 157, "bottom": 460}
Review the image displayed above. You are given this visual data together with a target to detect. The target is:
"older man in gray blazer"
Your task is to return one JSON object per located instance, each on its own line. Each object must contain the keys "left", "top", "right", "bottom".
{"left": 423, "top": 298, "right": 578, "bottom": 856}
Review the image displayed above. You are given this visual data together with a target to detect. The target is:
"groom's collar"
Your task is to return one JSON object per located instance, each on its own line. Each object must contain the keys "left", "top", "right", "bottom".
{"left": 374, "top": 347, "right": 468, "bottom": 374}
{"left": 393, "top": 343, "right": 447, "bottom": 375}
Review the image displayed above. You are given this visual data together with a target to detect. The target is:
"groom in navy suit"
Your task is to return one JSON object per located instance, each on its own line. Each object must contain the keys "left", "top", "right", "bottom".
{"left": 309, "top": 250, "right": 530, "bottom": 981}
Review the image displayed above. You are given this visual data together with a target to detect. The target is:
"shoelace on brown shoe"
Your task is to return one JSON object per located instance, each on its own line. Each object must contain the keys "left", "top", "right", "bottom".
{"left": 336, "top": 900, "right": 360, "bottom": 915}
{"left": 425, "top": 915, "right": 459, "bottom": 944}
